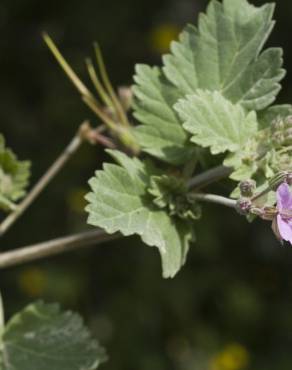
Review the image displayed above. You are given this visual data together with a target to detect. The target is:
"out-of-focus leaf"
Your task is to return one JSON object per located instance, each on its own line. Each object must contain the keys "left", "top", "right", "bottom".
{"left": 0, "top": 301, "right": 107, "bottom": 370}
{"left": 0, "top": 134, "right": 30, "bottom": 212}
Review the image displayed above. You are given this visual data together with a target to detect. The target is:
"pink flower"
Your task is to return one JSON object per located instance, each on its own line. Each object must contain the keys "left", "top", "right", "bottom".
{"left": 272, "top": 183, "right": 292, "bottom": 244}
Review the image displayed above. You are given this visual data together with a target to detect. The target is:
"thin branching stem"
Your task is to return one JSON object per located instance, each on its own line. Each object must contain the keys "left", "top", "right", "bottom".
{"left": 86, "top": 58, "right": 113, "bottom": 108}
{"left": 44, "top": 34, "right": 119, "bottom": 132}
{"left": 188, "top": 165, "right": 232, "bottom": 189}
{"left": 0, "top": 229, "right": 120, "bottom": 269}
{"left": 191, "top": 193, "right": 237, "bottom": 209}
{"left": 43, "top": 33, "right": 94, "bottom": 100}
{"left": 0, "top": 121, "right": 99, "bottom": 237}
{"left": 0, "top": 136, "right": 81, "bottom": 236}
{"left": 94, "top": 43, "right": 130, "bottom": 127}
{"left": 82, "top": 96, "right": 118, "bottom": 131}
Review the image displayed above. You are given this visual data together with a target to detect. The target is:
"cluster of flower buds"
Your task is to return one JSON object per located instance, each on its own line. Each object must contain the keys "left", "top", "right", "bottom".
{"left": 235, "top": 179, "right": 256, "bottom": 215}
{"left": 271, "top": 116, "right": 292, "bottom": 147}
{"left": 275, "top": 152, "right": 291, "bottom": 172}
{"left": 239, "top": 179, "right": 256, "bottom": 197}
{"left": 236, "top": 172, "right": 292, "bottom": 218}
{"left": 236, "top": 198, "right": 253, "bottom": 216}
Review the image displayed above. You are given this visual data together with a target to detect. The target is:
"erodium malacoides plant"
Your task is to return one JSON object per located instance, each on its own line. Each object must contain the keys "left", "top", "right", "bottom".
{"left": 0, "top": 0, "right": 292, "bottom": 368}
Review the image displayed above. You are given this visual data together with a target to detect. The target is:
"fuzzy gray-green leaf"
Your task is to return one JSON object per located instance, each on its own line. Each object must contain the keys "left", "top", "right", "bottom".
{"left": 163, "top": 0, "right": 284, "bottom": 111}
{"left": 85, "top": 150, "right": 194, "bottom": 278}
{"left": 133, "top": 65, "right": 194, "bottom": 165}
{"left": 175, "top": 90, "right": 258, "bottom": 155}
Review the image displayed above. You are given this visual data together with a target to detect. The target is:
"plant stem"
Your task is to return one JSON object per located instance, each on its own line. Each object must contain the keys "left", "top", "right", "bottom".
{"left": 82, "top": 96, "right": 118, "bottom": 131}
{"left": 43, "top": 33, "right": 94, "bottom": 100}
{"left": 86, "top": 58, "right": 113, "bottom": 108}
{"left": 191, "top": 193, "right": 237, "bottom": 209}
{"left": 188, "top": 165, "right": 232, "bottom": 189}
{"left": 0, "top": 229, "right": 120, "bottom": 269}
{"left": 251, "top": 188, "right": 270, "bottom": 202}
{"left": 94, "top": 43, "right": 130, "bottom": 127}
{"left": 0, "top": 291, "right": 4, "bottom": 332}
{"left": 0, "top": 123, "right": 88, "bottom": 237}
{"left": 44, "top": 34, "right": 119, "bottom": 131}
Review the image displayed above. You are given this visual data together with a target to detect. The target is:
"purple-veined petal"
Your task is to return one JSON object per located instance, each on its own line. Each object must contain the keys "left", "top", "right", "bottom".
{"left": 276, "top": 183, "right": 292, "bottom": 211}
{"left": 277, "top": 214, "right": 292, "bottom": 244}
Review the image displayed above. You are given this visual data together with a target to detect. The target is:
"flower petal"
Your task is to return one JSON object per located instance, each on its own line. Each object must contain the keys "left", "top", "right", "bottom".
{"left": 276, "top": 183, "right": 292, "bottom": 211}
{"left": 277, "top": 214, "right": 292, "bottom": 245}
{"left": 272, "top": 217, "right": 282, "bottom": 242}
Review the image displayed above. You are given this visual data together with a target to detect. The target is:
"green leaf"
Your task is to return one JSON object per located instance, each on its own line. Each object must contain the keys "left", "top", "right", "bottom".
{"left": 148, "top": 175, "right": 202, "bottom": 221}
{"left": 133, "top": 65, "right": 194, "bottom": 165}
{"left": 226, "top": 158, "right": 257, "bottom": 181}
{"left": 148, "top": 175, "right": 187, "bottom": 209}
{"left": 175, "top": 90, "right": 258, "bottom": 155}
{"left": 0, "top": 301, "right": 106, "bottom": 370}
{"left": 85, "top": 150, "right": 194, "bottom": 278}
{"left": 224, "top": 48, "right": 284, "bottom": 111}
{"left": 163, "top": 0, "right": 284, "bottom": 111}
{"left": 0, "top": 134, "right": 30, "bottom": 212}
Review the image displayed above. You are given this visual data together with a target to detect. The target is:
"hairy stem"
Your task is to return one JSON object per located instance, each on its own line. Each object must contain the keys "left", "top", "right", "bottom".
{"left": 0, "top": 122, "right": 89, "bottom": 237}
{"left": 0, "top": 229, "right": 120, "bottom": 269}
{"left": 191, "top": 193, "right": 237, "bottom": 209}
{"left": 188, "top": 165, "right": 232, "bottom": 189}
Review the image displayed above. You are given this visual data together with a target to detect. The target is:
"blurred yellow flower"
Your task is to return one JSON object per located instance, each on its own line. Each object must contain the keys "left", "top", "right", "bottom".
{"left": 18, "top": 268, "right": 47, "bottom": 297}
{"left": 209, "top": 343, "right": 250, "bottom": 370}
{"left": 149, "top": 23, "right": 180, "bottom": 54}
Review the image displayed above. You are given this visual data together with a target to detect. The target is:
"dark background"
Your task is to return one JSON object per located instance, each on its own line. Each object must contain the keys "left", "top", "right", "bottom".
{"left": 1, "top": 1, "right": 292, "bottom": 369}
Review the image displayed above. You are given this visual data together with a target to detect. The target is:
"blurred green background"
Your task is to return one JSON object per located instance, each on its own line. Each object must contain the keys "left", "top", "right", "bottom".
{"left": 1, "top": 0, "right": 292, "bottom": 369}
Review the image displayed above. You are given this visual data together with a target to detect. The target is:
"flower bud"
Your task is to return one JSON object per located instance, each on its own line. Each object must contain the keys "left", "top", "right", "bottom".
{"left": 277, "top": 154, "right": 291, "bottom": 172}
{"left": 271, "top": 117, "right": 284, "bottom": 132}
{"left": 103, "top": 106, "right": 116, "bottom": 120}
{"left": 282, "top": 128, "right": 292, "bottom": 146}
{"left": 236, "top": 198, "right": 252, "bottom": 215}
{"left": 272, "top": 131, "right": 284, "bottom": 146}
{"left": 284, "top": 115, "right": 292, "bottom": 128}
{"left": 118, "top": 86, "right": 133, "bottom": 112}
{"left": 239, "top": 179, "right": 256, "bottom": 197}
